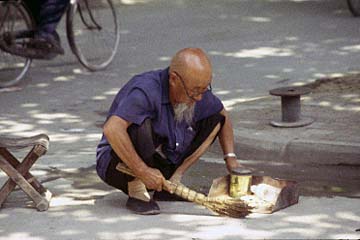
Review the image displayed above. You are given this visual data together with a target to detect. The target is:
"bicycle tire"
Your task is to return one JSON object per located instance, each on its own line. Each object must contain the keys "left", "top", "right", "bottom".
{"left": 347, "top": 0, "right": 360, "bottom": 17}
{"left": 66, "top": 0, "right": 120, "bottom": 71}
{"left": 0, "top": 1, "right": 34, "bottom": 88}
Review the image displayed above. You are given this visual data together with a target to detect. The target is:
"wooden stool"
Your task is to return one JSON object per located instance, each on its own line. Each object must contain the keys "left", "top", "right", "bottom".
{"left": 0, "top": 134, "right": 51, "bottom": 211}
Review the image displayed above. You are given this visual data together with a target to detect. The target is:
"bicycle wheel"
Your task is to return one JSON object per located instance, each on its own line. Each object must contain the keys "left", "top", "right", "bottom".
{"left": 66, "top": 0, "right": 120, "bottom": 71}
{"left": 0, "top": 1, "right": 34, "bottom": 88}
{"left": 348, "top": 0, "right": 360, "bottom": 17}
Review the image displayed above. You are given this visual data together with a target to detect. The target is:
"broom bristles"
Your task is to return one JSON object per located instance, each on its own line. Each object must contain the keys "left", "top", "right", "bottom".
{"left": 116, "top": 163, "right": 252, "bottom": 218}
{"left": 205, "top": 198, "right": 253, "bottom": 218}
{"left": 171, "top": 182, "right": 252, "bottom": 218}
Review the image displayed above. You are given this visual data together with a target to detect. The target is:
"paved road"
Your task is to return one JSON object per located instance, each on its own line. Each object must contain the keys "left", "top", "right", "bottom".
{"left": 7, "top": 0, "right": 360, "bottom": 95}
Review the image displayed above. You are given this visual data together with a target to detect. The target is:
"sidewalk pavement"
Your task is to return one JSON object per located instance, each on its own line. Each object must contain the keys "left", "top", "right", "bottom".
{"left": 209, "top": 74, "right": 360, "bottom": 166}
{"left": 1, "top": 193, "right": 359, "bottom": 240}
{"left": 0, "top": 75, "right": 360, "bottom": 240}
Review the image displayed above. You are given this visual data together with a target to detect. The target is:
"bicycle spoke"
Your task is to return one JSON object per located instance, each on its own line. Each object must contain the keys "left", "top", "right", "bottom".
{"left": 0, "top": 6, "right": 11, "bottom": 31}
{"left": 8, "top": 5, "right": 16, "bottom": 32}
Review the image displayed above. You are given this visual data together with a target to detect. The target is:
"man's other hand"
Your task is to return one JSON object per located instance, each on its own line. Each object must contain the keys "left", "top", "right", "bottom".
{"left": 137, "top": 167, "right": 165, "bottom": 192}
{"left": 225, "top": 157, "right": 241, "bottom": 173}
{"left": 225, "top": 157, "right": 255, "bottom": 175}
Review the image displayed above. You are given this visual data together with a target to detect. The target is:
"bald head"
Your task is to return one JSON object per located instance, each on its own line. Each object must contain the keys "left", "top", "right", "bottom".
{"left": 169, "top": 48, "right": 212, "bottom": 86}
{"left": 168, "top": 48, "right": 213, "bottom": 106}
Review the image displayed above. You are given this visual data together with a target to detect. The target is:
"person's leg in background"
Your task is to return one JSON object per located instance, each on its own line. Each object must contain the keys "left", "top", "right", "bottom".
{"left": 35, "top": 0, "right": 69, "bottom": 55}
{"left": 0, "top": 0, "right": 68, "bottom": 59}
{"left": 24, "top": 0, "right": 41, "bottom": 26}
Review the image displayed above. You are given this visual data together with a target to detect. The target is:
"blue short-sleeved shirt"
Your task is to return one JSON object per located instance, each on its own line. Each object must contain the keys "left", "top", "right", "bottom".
{"left": 96, "top": 68, "right": 223, "bottom": 180}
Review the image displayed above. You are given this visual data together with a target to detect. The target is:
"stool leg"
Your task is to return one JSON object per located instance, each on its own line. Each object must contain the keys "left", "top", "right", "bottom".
{"left": 0, "top": 154, "right": 49, "bottom": 211}
{"left": 1, "top": 148, "right": 47, "bottom": 193}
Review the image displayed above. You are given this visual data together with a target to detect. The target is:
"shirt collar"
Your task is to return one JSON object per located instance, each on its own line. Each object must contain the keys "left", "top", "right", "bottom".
{"left": 161, "top": 67, "right": 170, "bottom": 104}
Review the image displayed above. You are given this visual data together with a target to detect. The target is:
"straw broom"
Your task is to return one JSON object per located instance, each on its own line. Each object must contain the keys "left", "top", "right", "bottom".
{"left": 116, "top": 163, "right": 252, "bottom": 218}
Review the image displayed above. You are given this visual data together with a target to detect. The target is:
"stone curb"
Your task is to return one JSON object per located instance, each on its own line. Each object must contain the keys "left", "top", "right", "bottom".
{"left": 232, "top": 130, "right": 360, "bottom": 165}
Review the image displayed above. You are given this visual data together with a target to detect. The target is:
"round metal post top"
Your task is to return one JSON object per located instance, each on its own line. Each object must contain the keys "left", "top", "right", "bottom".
{"left": 231, "top": 167, "right": 253, "bottom": 176}
{"left": 269, "top": 86, "right": 311, "bottom": 97}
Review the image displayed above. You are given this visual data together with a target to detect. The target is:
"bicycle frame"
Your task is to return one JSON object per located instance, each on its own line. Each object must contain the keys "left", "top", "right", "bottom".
{"left": 74, "top": 0, "right": 102, "bottom": 30}
{"left": 0, "top": 1, "right": 21, "bottom": 31}
{"left": 348, "top": 0, "right": 360, "bottom": 17}
{"left": 1, "top": 0, "right": 119, "bottom": 86}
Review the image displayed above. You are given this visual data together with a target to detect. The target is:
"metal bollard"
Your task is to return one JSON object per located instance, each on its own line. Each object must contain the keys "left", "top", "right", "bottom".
{"left": 269, "top": 86, "right": 314, "bottom": 128}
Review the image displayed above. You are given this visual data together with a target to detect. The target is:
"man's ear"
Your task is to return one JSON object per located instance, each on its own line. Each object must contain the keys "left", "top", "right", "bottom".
{"left": 169, "top": 72, "right": 176, "bottom": 87}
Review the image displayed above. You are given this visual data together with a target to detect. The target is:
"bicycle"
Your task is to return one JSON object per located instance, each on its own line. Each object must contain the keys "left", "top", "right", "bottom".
{"left": 347, "top": 0, "right": 360, "bottom": 17}
{"left": 0, "top": 0, "right": 120, "bottom": 88}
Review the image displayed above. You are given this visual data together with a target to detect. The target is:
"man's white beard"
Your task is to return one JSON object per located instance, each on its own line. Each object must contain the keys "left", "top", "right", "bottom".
{"left": 173, "top": 103, "right": 195, "bottom": 125}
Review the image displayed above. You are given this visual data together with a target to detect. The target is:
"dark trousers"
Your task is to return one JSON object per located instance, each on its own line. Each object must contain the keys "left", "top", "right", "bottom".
{"left": 104, "top": 113, "right": 225, "bottom": 195}
{"left": 24, "top": 0, "right": 69, "bottom": 37}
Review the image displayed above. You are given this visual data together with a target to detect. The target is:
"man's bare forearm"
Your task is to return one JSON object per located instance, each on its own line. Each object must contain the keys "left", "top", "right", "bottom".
{"left": 103, "top": 116, "right": 165, "bottom": 191}
{"left": 219, "top": 108, "right": 242, "bottom": 171}
{"left": 103, "top": 116, "right": 148, "bottom": 175}
{"left": 218, "top": 108, "right": 235, "bottom": 155}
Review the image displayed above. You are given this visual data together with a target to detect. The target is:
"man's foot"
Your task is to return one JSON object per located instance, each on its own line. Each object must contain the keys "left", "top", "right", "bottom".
{"left": 153, "top": 191, "right": 188, "bottom": 202}
{"left": 126, "top": 197, "right": 160, "bottom": 215}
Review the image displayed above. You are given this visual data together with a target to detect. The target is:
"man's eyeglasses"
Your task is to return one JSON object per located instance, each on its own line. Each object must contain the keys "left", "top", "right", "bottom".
{"left": 173, "top": 71, "right": 212, "bottom": 101}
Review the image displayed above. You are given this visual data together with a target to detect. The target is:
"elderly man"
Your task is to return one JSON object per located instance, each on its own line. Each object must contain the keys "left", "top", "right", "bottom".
{"left": 96, "top": 48, "right": 241, "bottom": 215}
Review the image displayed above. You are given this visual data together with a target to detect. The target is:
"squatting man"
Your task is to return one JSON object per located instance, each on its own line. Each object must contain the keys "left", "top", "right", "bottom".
{"left": 96, "top": 48, "right": 243, "bottom": 215}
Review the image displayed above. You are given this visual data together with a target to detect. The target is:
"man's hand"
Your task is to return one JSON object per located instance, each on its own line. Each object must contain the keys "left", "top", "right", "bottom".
{"left": 225, "top": 157, "right": 242, "bottom": 173}
{"left": 136, "top": 166, "right": 165, "bottom": 192}
{"left": 225, "top": 157, "right": 255, "bottom": 175}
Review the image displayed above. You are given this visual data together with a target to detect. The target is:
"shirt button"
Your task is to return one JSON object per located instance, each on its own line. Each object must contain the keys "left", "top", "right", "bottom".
{"left": 176, "top": 142, "right": 179, "bottom": 147}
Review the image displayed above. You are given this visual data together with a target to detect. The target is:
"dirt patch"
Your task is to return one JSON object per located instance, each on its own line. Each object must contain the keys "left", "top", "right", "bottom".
{"left": 306, "top": 74, "right": 360, "bottom": 93}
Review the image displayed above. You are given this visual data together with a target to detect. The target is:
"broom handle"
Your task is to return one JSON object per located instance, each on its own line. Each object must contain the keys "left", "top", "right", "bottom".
{"left": 116, "top": 163, "right": 207, "bottom": 205}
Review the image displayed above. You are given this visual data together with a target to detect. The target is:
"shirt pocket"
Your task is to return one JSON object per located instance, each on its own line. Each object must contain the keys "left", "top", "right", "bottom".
{"left": 182, "top": 126, "right": 196, "bottom": 151}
